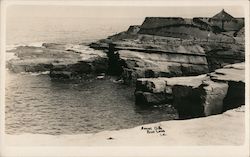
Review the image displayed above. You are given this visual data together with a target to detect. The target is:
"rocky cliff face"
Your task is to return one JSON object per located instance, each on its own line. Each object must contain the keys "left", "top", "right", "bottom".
{"left": 135, "top": 62, "right": 245, "bottom": 119}
{"left": 90, "top": 35, "right": 244, "bottom": 84}
{"left": 90, "top": 12, "right": 245, "bottom": 85}
{"left": 118, "top": 44, "right": 209, "bottom": 84}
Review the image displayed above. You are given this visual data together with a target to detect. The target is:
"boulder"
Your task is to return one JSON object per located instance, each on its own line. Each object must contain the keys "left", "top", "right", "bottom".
{"left": 172, "top": 80, "right": 228, "bottom": 119}
{"left": 201, "top": 80, "right": 228, "bottom": 116}
{"left": 135, "top": 75, "right": 208, "bottom": 109}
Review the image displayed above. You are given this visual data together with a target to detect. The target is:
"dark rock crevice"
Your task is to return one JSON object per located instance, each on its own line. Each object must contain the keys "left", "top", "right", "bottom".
{"left": 222, "top": 81, "right": 245, "bottom": 111}
{"left": 172, "top": 85, "right": 205, "bottom": 119}
{"left": 106, "top": 52, "right": 124, "bottom": 76}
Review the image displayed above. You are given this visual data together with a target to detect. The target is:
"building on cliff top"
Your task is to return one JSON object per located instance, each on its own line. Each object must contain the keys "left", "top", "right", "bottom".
{"left": 211, "top": 9, "right": 234, "bottom": 21}
{"left": 208, "top": 9, "right": 243, "bottom": 31}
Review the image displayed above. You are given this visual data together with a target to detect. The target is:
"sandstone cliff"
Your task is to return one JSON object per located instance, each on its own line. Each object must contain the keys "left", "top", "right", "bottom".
{"left": 135, "top": 62, "right": 245, "bottom": 119}
{"left": 90, "top": 11, "right": 244, "bottom": 84}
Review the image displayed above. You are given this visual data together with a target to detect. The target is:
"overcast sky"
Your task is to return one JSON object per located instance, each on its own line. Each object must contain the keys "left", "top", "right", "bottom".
{"left": 7, "top": 5, "right": 244, "bottom": 18}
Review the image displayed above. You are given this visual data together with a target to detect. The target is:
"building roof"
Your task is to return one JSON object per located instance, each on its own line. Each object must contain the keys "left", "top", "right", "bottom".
{"left": 212, "top": 9, "right": 234, "bottom": 21}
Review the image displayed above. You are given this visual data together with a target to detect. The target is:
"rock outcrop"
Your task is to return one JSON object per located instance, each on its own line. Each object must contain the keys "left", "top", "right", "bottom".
{"left": 118, "top": 45, "right": 209, "bottom": 84}
{"left": 6, "top": 43, "right": 108, "bottom": 79}
{"left": 50, "top": 58, "right": 108, "bottom": 79}
{"left": 89, "top": 10, "right": 244, "bottom": 85}
{"left": 135, "top": 62, "right": 245, "bottom": 119}
{"left": 204, "top": 42, "right": 245, "bottom": 71}
{"left": 6, "top": 45, "right": 77, "bottom": 73}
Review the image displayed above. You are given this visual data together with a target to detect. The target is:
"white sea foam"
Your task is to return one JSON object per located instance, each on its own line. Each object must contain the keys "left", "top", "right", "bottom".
{"left": 6, "top": 42, "right": 45, "bottom": 51}
{"left": 65, "top": 44, "right": 107, "bottom": 59}
{"left": 20, "top": 71, "right": 50, "bottom": 76}
{"left": 27, "top": 42, "right": 45, "bottom": 47}
{"left": 30, "top": 71, "right": 50, "bottom": 76}
{"left": 5, "top": 52, "right": 18, "bottom": 61}
{"left": 6, "top": 42, "right": 45, "bottom": 61}
{"left": 6, "top": 44, "right": 24, "bottom": 51}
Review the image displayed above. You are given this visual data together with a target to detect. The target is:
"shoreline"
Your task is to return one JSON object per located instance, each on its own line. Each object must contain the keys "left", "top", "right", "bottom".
{"left": 4, "top": 9, "right": 246, "bottom": 146}
{"left": 5, "top": 106, "right": 244, "bottom": 146}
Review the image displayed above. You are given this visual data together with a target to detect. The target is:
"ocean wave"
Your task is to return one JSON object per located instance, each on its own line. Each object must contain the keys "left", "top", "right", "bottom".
{"left": 20, "top": 71, "right": 50, "bottom": 76}
{"left": 6, "top": 52, "right": 18, "bottom": 61}
{"left": 6, "top": 42, "right": 45, "bottom": 51}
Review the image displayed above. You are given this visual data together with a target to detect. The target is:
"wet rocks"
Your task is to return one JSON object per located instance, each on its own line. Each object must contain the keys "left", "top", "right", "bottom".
{"left": 135, "top": 62, "right": 245, "bottom": 118}
{"left": 50, "top": 58, "right": 108, "bottom": 79}
{"left": 6, "top": 45, "right": 81, "bottom": 73}
{"left": 7, "top": 58, "right": 54, "bottom": 73}
{"left": 7, "top": 43, "right": 108, "bottom": 79}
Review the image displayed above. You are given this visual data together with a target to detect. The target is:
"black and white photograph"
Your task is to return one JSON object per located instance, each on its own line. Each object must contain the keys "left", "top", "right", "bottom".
{"left": 0, "top": 0, "right": 249, "bottom": 157}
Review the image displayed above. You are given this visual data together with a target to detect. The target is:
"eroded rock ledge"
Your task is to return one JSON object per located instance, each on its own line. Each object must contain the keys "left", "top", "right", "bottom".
{"left": 7, "top": 43, "right": 108, "bottom": 79}
{"left": 90, "top": 32, "right": 244, "bottom": 86}
{"left": 135, "top": 62, "right": 245, "bottom": 119}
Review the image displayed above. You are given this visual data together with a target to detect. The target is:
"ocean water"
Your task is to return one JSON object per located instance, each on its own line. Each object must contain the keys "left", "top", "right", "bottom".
{"left": 6, "top": 17, "right": 144, "bottom": 45}
{"left": 5, "top": 17, "right": 178, "bottom": 135}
